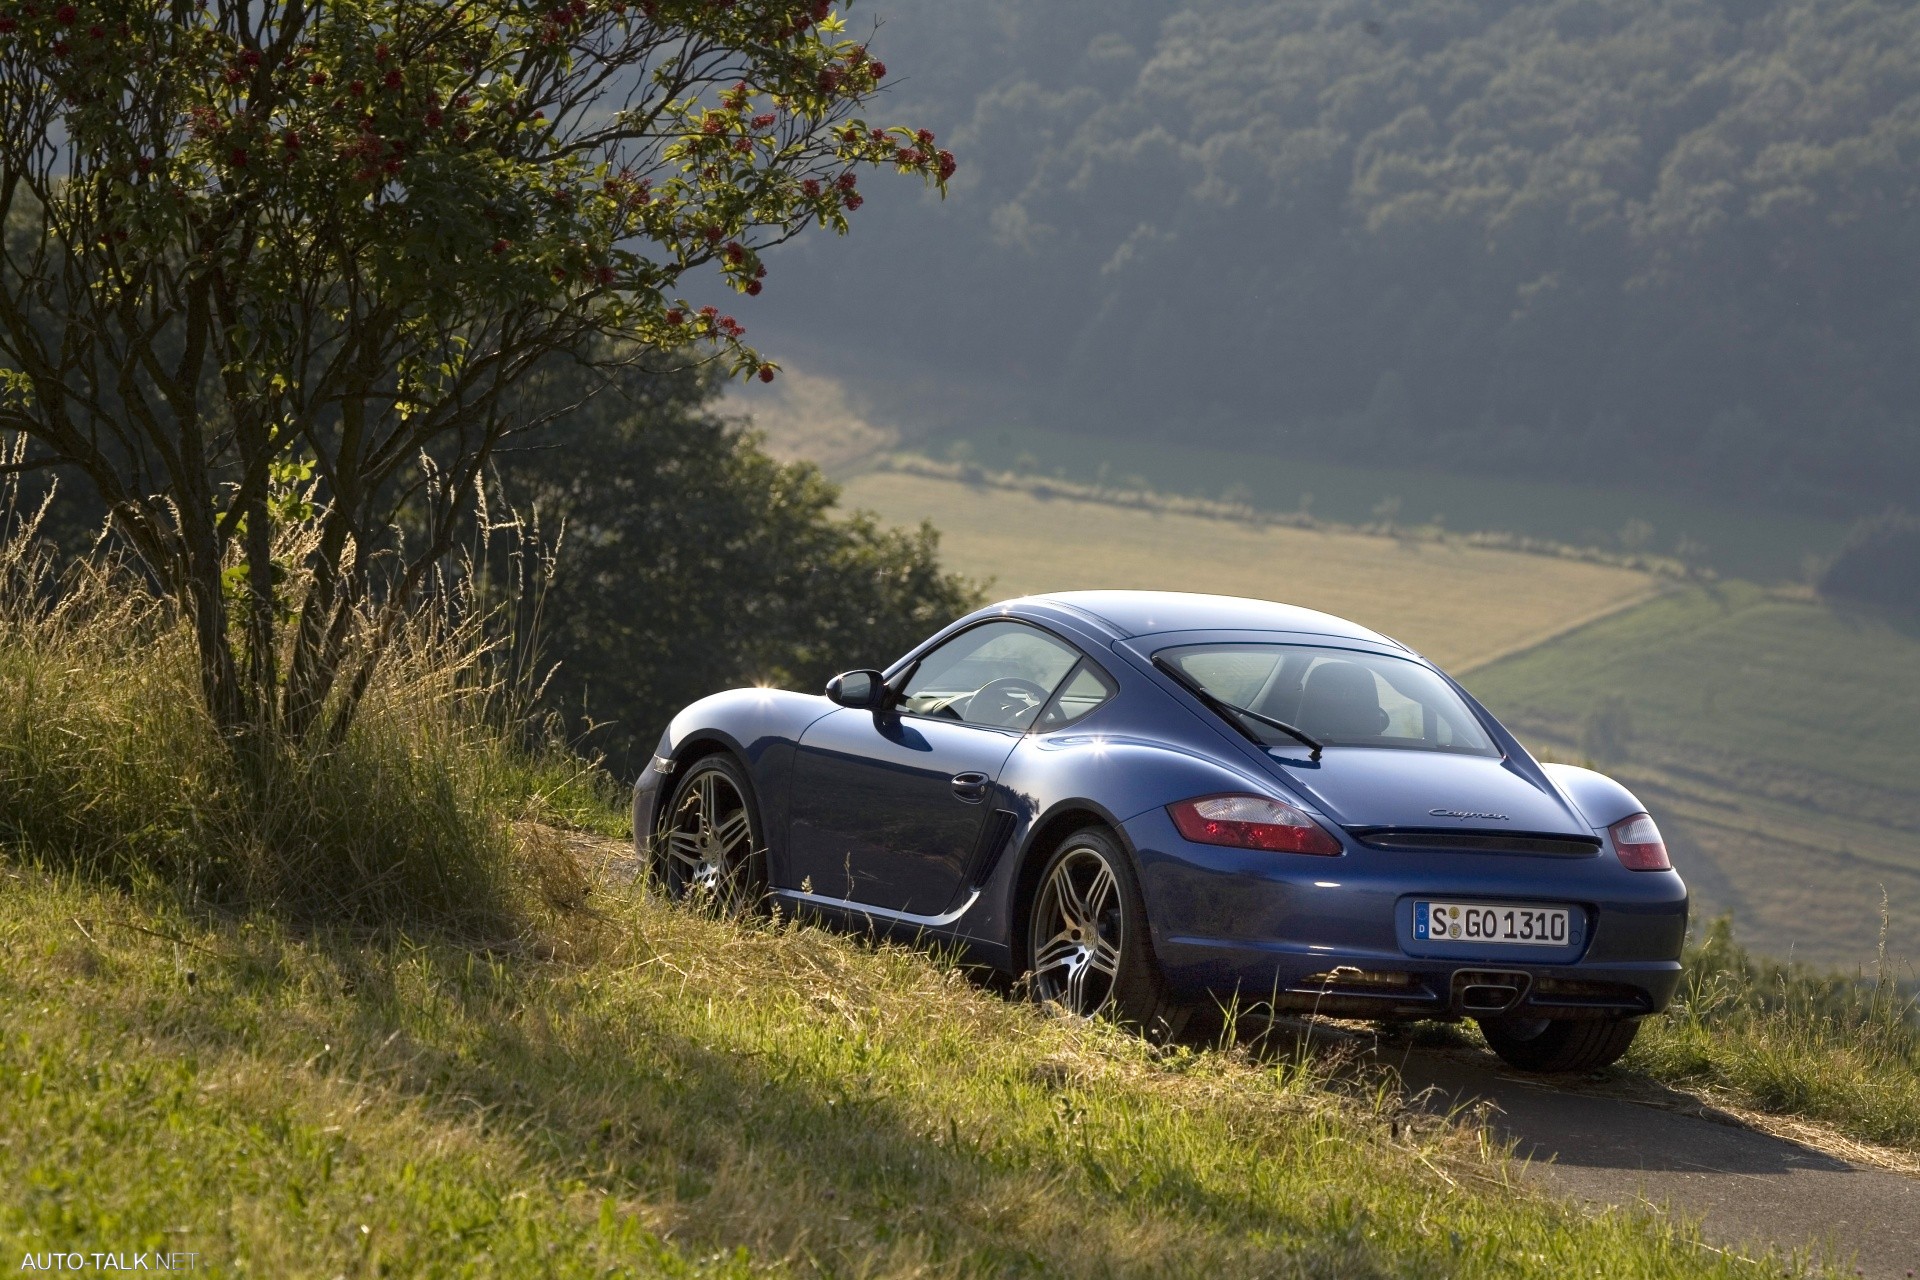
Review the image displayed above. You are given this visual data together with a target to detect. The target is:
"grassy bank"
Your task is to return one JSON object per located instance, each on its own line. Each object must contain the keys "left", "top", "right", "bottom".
{"left": 1628, "top": 919, "right": 1920, "bottom": 1154}
{"left": 0, "top": 506, "right": 1887, "bottom": 1276}
{"left": 0, "top": 529, "right": 618, "bottom": 928}
{"left": 0, "top": 538, "right": 1800, "bottom": 1277}
{"left": 1, "top": 863, "right": 1807, "bottom": 1278}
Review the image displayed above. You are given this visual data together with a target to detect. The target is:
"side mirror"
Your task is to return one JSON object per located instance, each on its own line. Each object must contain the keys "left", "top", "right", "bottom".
{"left": 825, "top": 669, "right": 889, "bottom": 710}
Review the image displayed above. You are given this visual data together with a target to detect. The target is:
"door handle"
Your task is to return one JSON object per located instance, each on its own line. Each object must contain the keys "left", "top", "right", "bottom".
{"left": 950, "top": 771, "right": 990, "bottom": 803}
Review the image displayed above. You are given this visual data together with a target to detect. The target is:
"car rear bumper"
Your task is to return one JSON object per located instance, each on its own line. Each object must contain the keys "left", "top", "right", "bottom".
{"left": 1150, "top": 938, "right": 1682, "bottom": 1019}
{"left": 1121, "top": 807, "right": 1688, "bottom": 1019}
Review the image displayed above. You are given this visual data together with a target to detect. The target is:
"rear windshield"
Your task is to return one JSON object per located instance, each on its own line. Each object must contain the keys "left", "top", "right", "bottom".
{"left": 1157, "top": 643, "right": 1501, "bottom": 757}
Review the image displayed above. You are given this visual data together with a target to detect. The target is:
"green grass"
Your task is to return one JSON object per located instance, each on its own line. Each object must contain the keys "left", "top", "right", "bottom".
{"left": 0, "top": 863, "right": 1817, "bottom": 1278}
{"left": 0, "top": 476, "right": 1898, "bottom": 1275}
{"left": 946, "top": 425, "right": 1846, "bottom": 585}
{"left": 1465, "top": 582, "right": 1920, "bottom": 802}
{"left": 1630, "top": 919, "right": 1920, "bottom": 1153}
{"left": 1464, "top": 583, "right": 1920, "bottom": 971}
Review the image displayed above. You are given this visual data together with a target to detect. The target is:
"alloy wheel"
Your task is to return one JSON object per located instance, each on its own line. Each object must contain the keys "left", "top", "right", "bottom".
{"left": 1030, "top": 845, "right": 1125, "bottom": 1015}
{"left": 661, "top": 766, "right": 758, "bottom": 911}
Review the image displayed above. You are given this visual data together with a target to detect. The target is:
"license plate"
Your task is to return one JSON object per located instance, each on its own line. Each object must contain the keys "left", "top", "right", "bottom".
{"left": 1416, "top": 901, "right": 1569, "bottom": 946}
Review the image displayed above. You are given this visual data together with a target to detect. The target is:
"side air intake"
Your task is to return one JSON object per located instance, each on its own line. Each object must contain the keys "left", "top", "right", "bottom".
{"left": 968, "top": 809, "right": 1019, "bottom": 887}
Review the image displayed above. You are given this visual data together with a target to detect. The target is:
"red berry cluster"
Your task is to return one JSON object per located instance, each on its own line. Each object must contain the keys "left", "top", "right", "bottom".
{"left": 4, "top": 0, "right": 127, "bottom": 67}
{"left": 537, "top": 0, "right": 589, "bottom": 45}
{"left": 769, "top": 0, "right": 832, "bottom": 41}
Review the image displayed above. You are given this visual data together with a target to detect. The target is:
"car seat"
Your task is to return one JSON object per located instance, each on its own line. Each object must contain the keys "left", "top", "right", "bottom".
{"left": 1299, "top": 661, "right": 1390, "bottom": 740}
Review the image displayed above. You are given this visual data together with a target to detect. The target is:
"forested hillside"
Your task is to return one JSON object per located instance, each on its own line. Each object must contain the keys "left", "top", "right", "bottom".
{"left": 754, "top": 0, "right": 1920, "bottom": 511}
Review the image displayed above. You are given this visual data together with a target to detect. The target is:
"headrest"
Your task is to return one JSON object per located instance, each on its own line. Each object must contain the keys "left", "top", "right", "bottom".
{"left": 1299, "top": 661, "right": 1390, "bottom": 739}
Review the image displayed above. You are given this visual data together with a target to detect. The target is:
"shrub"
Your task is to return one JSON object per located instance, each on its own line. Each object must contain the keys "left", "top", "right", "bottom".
{"left": 1818, "top": 507, "right": 1920, "bottom": 616}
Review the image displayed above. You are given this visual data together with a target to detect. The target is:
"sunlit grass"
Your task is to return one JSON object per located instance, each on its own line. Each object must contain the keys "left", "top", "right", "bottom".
{"left": 0, "top": 490, "right": 1859, "bottom": 1277}
{"left": 0, "top": 864, "right": 1808, "bottom": 1278}
{"left": 1631, "top": 917, "right": 1920, "bottom": 1152}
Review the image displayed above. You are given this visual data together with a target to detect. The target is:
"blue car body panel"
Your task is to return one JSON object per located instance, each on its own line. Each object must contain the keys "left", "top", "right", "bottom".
{"left": 636, "top": 591, "right": 1689, "bottom": 1019}
{"left": 788, "top": 707, "right": 1023, "bottom": 913}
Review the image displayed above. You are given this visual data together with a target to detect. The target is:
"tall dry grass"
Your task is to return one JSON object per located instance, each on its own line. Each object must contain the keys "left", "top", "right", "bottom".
{"left": 0, "top": 471, "right": 617, "bottom": 929}
{"left": 1631, "top": 914, "right": 1920, "bottom": 1150}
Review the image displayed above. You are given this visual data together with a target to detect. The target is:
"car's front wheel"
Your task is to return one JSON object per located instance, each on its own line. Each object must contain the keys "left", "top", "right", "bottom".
{"left": 1025, "top": 828, "right": 1187, "bottom": 1040}
{"left": 656, "top": 755, "right": 766, "bottom": 914}
{"left": 1477, "top": 1014, "right": 1639, "bottom": 1073}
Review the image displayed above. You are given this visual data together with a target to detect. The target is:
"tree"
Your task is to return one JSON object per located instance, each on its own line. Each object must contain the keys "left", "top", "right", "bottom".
{"left": 0, "top": 0, "right": 954, "bottom": 747}
{"left": 1819, "top": 508, "right": 1920, "bottom": 618}
{"left": 491, "top": 354, "right": 981, "bottom": 774}
{"left": 744, "top": 0, "right": 1920, "bottom": 515}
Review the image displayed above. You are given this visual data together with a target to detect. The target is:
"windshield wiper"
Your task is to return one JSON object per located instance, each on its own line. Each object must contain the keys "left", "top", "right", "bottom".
{"left": 1152, "top": 657, "right": 1323, "bottom": 761}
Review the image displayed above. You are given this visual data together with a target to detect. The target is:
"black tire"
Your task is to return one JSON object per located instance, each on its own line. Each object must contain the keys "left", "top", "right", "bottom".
{"left": 655, "top": 755, "right": 767, "bottom": 914}
{"left": 1478, "top": 1015, "right": 1640, "bottom": 1073}
{"left": 1023, "top": 827, "right": 1189, "bottom": 1041}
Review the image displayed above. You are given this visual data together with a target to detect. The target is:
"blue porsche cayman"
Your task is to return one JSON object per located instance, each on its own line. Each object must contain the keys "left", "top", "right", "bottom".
{"left": 633, "top": 591, "right": 1687, "bottom": 1072}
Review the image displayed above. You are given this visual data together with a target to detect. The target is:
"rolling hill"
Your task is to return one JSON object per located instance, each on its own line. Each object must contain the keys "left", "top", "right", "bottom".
{"left": 839, "top": 467, "right": 1920, "bottom": 970}
{"left": 1467, "top": 584, "right": 1920, "bottom": 972}
{"left": 748, "top": 0, "right": 1920, "bottom": 515}
{"left": 835, "top": 470, "right": 1662, "bottom": 670}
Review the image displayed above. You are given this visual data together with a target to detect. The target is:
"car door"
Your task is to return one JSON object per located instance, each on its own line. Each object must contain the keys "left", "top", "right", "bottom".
{"left": 786, "top": 621, "right": 1082, "bottom": 915}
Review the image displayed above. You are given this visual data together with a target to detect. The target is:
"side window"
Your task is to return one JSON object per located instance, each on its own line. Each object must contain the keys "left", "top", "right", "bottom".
{"left": 1035, "top": 661, "right": 1118, "bottom": 732}
{"left": 900, "top": 621, "right": 1080, "bottom": 731}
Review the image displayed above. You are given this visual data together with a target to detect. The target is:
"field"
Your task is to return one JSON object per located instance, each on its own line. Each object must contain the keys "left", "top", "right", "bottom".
{"left": 943, "top": 426, "right": 1848, "bottom": 586}
{"left": 1467, "top": 584, "right": 1920, "bottom": 972}
{"left": 840, "top": 471, "right": 1920, "bottom": 973}
{"left": 836, "top": 471, "right": 1662, "bottom": 672}
{"left": 736, "top": 380, "right": 1841, "bottom": 586}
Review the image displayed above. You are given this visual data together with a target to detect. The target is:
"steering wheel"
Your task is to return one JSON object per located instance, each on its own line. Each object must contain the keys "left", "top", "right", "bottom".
{"left": 966, "top": 676, "right": 1053, "bottom": 728}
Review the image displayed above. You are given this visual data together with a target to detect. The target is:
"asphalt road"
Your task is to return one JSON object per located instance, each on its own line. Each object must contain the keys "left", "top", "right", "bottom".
{"left": 1390, "top": 1044, "right": 1920, "bottom": 1277}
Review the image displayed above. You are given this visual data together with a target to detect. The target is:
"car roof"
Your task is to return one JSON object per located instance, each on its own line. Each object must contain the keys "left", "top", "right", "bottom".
{"left": 1020, "top": 590, "right": 1398, "bottom": 646}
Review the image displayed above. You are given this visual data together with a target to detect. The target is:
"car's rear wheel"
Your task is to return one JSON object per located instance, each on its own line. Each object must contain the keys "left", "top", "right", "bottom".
{"left": 1477, "top": 1014, "right": 1639, "bottom": 1073}
{"left": 1025, "top": 827, "right": 1187, "bottom": 1040}
{"left": 657, "top": 756, "right": 766, "bottom": 914}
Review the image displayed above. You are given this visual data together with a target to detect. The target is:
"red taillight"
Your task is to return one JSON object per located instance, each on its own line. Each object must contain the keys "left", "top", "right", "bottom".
{"left": 1168, "top": 793, "right": 1343, "bottom": 856}
{"left": 1609, "top": 812, "right": 1671, "bottom": 871}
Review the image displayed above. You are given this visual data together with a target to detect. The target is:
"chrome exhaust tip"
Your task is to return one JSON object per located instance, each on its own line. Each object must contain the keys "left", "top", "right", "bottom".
{"left": 1452, "top": 969, "right": 1531, "bottom": 1015}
